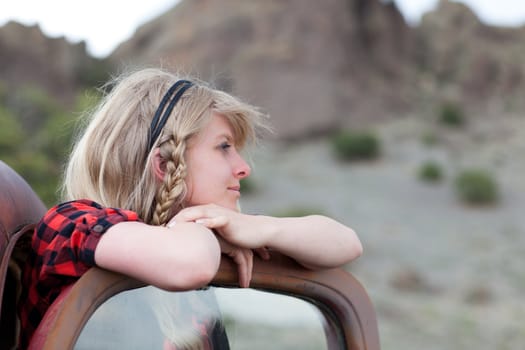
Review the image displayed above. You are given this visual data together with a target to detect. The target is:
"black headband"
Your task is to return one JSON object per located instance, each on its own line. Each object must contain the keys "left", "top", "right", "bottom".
{"left": 147, "top": 79, "right": 194, "bottom": 151}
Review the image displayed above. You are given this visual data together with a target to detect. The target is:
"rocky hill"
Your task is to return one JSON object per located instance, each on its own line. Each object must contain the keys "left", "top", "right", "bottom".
{"left": 0, "top": 21, "right": 108, "bottom": 106}
{"left": 415, "top": 0, "right": 525, "bottom": 111}
{"left": 1, "top": 0, "right": 525, "bottom": 138}
{"left": 110, "top": 0, "right": 414, "bottom": 138}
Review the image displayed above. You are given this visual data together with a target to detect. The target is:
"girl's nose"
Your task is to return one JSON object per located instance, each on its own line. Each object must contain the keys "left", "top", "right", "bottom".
{"left": 234, "top": 155, "right": 251, "bottom": 179}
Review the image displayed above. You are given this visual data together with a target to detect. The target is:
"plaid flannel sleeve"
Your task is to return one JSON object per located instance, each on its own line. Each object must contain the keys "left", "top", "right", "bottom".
{"left": 35, "top": 199, "right": 140, "bottom": 276}
{"left": 19, "top": 199, "right": 140, "bottom": 348}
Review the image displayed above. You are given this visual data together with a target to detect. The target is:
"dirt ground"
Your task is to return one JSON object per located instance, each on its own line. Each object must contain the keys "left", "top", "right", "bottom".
{"left": 240, "top": 112, "right": 525, "bottom": 350}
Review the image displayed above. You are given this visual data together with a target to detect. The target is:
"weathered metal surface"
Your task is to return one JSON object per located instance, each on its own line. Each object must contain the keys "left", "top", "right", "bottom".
{"left": 31, "top": 254, "right": 380, "bottom": 350}
{"left": 0, "top": 160, "right": 47, "bottom": 349}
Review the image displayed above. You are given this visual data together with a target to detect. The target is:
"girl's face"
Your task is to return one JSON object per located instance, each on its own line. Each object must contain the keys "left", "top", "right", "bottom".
{"left": 184, "top": 112, "right": 251, "bottom": 211}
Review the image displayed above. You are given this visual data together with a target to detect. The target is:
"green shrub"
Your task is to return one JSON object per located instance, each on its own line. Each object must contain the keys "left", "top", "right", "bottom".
{"left": 12, "top": 86, "right": 62, "bottom": 133}
{"left": 331, "top": 130, "right": 380, "bottom": 161}
{"left": 0, "top": 86, "right": 104, "bottom": 207}
{"left": 75, "top": 88, "right": 102, "bottom": 111}
{"left": 454, "top": 169, "right": 498, "bottom": 205}
{"left": 0, "top": 106, "right": 25, "bottom": 153}
{"left": 418, "top": 161, "right": 443, "bottom": 182}
{"left": 438, "top": 102, "right": 465, "bottom": 127}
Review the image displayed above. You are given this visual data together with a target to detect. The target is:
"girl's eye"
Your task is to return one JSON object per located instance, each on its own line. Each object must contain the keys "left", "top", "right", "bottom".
{"left": 219, "top": 142, "right": 232, "bottom": 151}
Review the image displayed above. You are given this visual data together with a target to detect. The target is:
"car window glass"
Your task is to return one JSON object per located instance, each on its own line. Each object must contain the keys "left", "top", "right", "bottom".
{"left": 75, "top": 286, "right": 328, "bottom": 350}
{"left": 214, "top": 288, "right": 327, "bottom": 350}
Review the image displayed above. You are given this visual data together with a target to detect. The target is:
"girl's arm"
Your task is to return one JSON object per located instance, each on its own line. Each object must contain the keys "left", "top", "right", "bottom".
{"left": 251, "top": 214, "right": 362, "bottom": 270}
{"left": 174, "top": 205, "right": 363, "bottom": 270}
{"left": 94, "top": 221, "right": 221, "bottom": 291}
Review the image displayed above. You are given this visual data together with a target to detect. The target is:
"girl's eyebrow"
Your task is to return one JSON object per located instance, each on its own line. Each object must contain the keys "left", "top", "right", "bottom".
{"left": 215, "top": 133, "right": 234, "bottom": 142}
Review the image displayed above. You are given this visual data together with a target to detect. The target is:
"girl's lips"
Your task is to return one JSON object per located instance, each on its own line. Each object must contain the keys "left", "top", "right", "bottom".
{"left": 228, "top": 186, "right": 241, "bottom": 195}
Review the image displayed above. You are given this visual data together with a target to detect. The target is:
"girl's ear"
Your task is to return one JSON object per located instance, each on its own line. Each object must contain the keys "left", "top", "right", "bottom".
{"left": 151, "top": 148, "right": 166, "bottom": 181}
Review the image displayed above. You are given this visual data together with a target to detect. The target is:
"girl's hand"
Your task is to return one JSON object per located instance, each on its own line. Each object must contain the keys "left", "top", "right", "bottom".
{"left": 216, "top": 236, "right": 253, "bottom": 288}
{"left": 173, "top": 204, "right": 272, "bottom": 249}
{"left": 171, "top": 205, "right": 270, "bottom": 287}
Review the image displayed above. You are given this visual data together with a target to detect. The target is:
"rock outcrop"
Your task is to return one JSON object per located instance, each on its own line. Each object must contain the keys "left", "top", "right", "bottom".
{"left": 415, "top": 0, "right": 525, "bottom": 110}
{"left": 0, "top": 21, "right": 107, "bottom": 106}
{"left": 2, "top": 0, "right": 525, "bottom": 139}
{"left": 110, "top": 0, "right": 414, "bottom": 138}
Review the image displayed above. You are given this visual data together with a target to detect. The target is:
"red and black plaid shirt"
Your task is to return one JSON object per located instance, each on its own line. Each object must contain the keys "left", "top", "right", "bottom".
{"left": 18, "top": 199, "right": 140, "bottom": 348}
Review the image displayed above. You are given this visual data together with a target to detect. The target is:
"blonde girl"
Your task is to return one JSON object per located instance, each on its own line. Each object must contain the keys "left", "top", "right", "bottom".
{"left": 18, "top": 68, "right": 362, "bottom": 348}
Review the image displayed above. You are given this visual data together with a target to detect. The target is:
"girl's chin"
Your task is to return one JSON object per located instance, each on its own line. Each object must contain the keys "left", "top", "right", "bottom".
{"left": 184, "top": 200, "right": 241, "bottom": 212}
{"left": 221, "top": 200, "right": 241, "bottom": 212}
{"left": 222, "top": 201, "right": 241, "bottom": 212}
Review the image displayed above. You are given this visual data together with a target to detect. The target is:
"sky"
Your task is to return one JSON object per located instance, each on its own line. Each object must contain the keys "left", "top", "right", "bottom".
{"left": 1, "top": 0, "right": 525, "bottom": 58}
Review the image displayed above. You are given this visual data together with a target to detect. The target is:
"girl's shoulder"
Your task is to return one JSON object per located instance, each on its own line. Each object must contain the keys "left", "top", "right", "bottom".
{"left": 36, "top": 199, "right": 141, "bottom": 238}
{"left": 51, "top": 199, "right": 105, "bottom": 213}
{"left": 48, "top": 199, "right": 138, "bottom": 218}
{"left": 40, "top": 199, "right": 106, "bottom": 224}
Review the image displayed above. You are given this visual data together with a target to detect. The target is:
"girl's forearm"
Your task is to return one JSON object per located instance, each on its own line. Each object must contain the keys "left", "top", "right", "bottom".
{"left": 259, "top": 215, "right": 363, "bottom": 269}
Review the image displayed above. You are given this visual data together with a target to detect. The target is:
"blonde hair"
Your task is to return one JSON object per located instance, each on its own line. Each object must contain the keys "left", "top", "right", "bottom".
{"left": 63, "top": 68, "right": 267, "bottom": 225}
{"left": 151, "top": 288, "right": 220, "bottom": 350}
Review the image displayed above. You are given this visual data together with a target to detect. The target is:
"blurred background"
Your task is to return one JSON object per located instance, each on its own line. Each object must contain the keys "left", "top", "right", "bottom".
{"left": 1, "top": 0, "right": 524, "bottom": 348}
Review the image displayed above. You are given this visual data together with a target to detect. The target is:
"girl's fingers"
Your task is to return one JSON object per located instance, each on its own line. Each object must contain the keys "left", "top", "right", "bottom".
{"left": 173, "top": 205, "right": 230, "bottom": 228}
{"left": 195, "top": 216, "right": 229, "bottom": 228}
{"left": 255, "top": 247, "right": 271, "bottom": 260}
{"left": 245, "top": 249, "right": 253, "bottom": 287}
{"left": 230, "top": 249, "right": 253, "bottom": 288}
{"left": 173, "top": 208, "right": 205, "bottom": 223}
{"left": 217, "top": 236, "right": 253, "bottom": 288}
{"left": 248, "top": 250, "right": 253, "bottom": 282}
